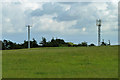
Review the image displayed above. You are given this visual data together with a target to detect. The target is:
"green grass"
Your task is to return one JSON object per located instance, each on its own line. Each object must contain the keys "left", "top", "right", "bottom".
{"left": 2, "top": 46, "right": 118, "bottom": 78}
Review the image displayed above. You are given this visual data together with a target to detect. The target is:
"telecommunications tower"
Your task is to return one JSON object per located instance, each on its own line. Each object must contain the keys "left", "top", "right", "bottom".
{"left": 26, "top": 25, "right": 32, "bottom": 48}
{"left": 96, "top": 19, "right": 102, "bottom": 46}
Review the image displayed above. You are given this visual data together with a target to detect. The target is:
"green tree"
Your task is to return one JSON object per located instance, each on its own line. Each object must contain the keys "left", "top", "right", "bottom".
{"left": 101, "top": 42, "right": 107, "bottom": 46}
{"left": 31, "top": 38, "right": 38, "bottom": 48}
{"left": 81, "top": 42, "right": 87, "bottom": 46}
{"left": 40, "top": 37, "right": 47, "bottom": 47}
{"left": 89, "top": 43, "right": 95, "bottom": 46}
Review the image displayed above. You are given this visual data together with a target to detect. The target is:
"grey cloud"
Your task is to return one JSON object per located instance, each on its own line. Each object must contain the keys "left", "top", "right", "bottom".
{"left": 59, "top": 2, "right": 91, "bottom": 5}
{"left": 30, "top": 2, "right": 118, "bottom": 34}
{"left": 52, "top": 2, "right": 98, "bottom": 22}
{"left": 31, "top": 3, "right": 63, "bottom": 16}
{"left": 53, "top": 12, "right": 79, "bottom": 21}
{"left": 58, "top": 2, "right": 78, "bottom": 4}
{"left": 2, "top": 2, "right": 118, "bottom": 34}
{"left": 30, "top": 2, "right": 95, "bottom": 22}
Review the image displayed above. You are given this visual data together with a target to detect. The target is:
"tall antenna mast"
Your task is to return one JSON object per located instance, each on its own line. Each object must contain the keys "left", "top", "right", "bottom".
{"left": 96, "top": 19, "right": 101, "bottom": 46}
{"left": 26, "top": 25, "right": 32, "bottom": 48}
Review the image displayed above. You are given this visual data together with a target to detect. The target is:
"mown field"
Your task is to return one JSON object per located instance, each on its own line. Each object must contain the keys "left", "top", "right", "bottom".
{"left": 2, "top": 46, "right": 118, "bottom": 78}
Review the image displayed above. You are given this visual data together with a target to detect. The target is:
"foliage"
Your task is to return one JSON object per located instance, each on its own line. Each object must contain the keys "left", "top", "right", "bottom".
{"left": 81, "top": 42, "right": 88, "bottom": 46}
{"left": 1, "top": 37, "right": 98, "bottom": 50}
{"left": 2, "top": 38, "right": 38, "bottom": 50}
{"left": 89, "top": 43, "right": 96, "bottom": 46}
{"left": 40, "top": 37, "right": 67, "bottom": 47}
{"left": 40, "top": 37, "right": 47, "bottom": 47}
{"left": 101, "top": 42, "right": 107, "bottom": 46}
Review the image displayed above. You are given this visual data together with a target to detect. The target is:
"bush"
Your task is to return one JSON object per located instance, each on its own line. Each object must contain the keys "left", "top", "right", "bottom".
{"left": 89, "top": 43, "right": 95, "bottom": 46}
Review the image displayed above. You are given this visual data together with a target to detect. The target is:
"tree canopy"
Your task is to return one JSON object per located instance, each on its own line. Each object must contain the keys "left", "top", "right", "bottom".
{"left": 0, "top": 37, "right": 99, "bottom": 50}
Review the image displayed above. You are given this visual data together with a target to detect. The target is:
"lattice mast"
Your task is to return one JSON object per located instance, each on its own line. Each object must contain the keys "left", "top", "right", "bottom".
{"left": 96, "top": 19, "right": 101, "bottom": 46}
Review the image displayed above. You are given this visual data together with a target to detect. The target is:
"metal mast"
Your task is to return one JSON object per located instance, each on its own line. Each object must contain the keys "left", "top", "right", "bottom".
{"left": 26, "top": 25, "right": 32, "bottom": 48}
{"left": 96, "top": 19, "right": 101, "bottom": 46}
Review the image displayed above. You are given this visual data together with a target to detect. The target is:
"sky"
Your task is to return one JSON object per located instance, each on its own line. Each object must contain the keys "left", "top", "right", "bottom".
{"left": 0, "top": 0, "right": 119, "bottom": 45}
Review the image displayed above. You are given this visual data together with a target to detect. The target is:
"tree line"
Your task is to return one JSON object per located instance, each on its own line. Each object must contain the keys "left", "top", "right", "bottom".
{"left": 1, "top": 38, "right": 38, "bottom": 50}
{"left": 0, "top": 37, "right": 109, "bottom": 50}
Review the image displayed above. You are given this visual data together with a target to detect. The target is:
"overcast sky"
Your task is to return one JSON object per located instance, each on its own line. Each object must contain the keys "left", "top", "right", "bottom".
{"left": 1, "top": 0, "right": 118, "bottom": 45}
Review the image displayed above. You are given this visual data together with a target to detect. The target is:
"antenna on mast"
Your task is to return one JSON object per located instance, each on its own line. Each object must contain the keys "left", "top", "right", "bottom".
{"left": 96, "top": 19, "right": 102, "bottom": 46}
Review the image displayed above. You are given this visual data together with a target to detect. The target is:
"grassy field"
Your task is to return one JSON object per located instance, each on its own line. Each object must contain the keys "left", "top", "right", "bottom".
{"left": 2, "top": 46, "right": 118, "bottom": 78}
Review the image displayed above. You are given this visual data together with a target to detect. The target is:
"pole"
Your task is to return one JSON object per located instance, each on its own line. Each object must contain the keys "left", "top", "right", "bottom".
{"left": 28, "top": 25, "right": 30, "bottom": 48}
{"left": 26, "top": 25, "right": 31, "bottom": 48}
